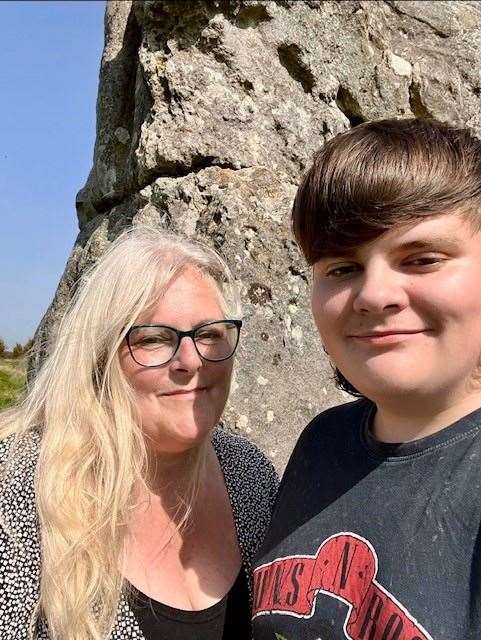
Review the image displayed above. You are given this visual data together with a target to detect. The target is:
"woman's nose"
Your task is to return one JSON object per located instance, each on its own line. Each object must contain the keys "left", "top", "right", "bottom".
{"left": 352, "top": 265, "right": 408, "bottom": 314}
{"left": 170, "top": 336, "right": 204, "bottom": 372}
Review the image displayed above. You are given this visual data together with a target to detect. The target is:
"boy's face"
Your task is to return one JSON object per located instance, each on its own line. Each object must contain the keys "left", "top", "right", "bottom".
{"left": 311, "top": 213, "right": 481, "bottom": 407}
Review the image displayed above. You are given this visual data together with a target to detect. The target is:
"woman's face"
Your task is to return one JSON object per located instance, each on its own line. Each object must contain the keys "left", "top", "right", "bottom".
{"left": 119, "top": 267, "right": 234, "bottom": 455}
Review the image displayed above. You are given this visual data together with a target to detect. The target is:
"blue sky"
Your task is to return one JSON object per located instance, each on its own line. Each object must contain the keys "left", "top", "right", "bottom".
{"left": 0, "top": 0, "right": 105, "bottom": 348}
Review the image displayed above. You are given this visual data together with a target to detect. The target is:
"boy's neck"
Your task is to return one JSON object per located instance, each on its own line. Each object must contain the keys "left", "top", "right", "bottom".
{"left": 371, "top": 390, "right": 481, "bottom": 444}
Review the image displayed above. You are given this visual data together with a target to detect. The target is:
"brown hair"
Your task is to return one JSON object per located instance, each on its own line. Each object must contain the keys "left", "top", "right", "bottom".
{"left": 292, "top": 118, "right": 481, "bottom": 265}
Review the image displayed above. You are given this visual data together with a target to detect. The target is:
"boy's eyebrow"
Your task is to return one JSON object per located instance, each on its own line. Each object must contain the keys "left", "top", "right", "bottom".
{"left": 394, "top": 237, "right": 461, "bottom": 252}
{"left": 320, "top": 236, "right": 462, "bottom": 260}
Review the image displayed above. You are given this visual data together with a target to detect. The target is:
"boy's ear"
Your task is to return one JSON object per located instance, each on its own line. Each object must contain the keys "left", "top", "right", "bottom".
{"left": 321, "top": 344, "right": 363, "bottom": 397}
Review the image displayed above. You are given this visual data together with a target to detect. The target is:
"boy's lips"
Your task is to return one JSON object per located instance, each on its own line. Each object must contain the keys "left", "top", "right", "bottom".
{"left": 348, "top": 329, "right": 430, "bottom": 345}
{"left": 349, "top": 329, "right": 427, "bottom": 338}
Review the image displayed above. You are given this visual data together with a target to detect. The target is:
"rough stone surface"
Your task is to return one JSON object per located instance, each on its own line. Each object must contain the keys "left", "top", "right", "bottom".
{"left": 33, "top": 0, "right": 481, "bottom": 469}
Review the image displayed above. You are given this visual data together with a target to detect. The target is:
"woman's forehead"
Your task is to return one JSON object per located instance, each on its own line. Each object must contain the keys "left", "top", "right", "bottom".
{"left": 138, "top": 268, "right": 224, "bottom": 326}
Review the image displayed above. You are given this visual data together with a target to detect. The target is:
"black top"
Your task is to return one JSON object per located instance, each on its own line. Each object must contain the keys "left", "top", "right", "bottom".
{"left": 130, "top": 567, "right": 251, "bottom": 639}
{"left": 253, "top": 399, "right": 481, "bottom": 640}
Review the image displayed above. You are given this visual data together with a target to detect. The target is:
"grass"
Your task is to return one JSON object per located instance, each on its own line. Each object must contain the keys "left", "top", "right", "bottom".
{"left": 0, "top": 357, "right": 26, "bottom": 409}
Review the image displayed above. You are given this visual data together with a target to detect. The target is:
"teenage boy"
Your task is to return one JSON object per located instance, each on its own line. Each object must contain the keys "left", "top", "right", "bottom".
{"left": 252, "top": 119, "right": 481, "bottom": 640}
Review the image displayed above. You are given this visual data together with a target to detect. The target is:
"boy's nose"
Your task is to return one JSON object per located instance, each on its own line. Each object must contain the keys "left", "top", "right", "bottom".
{"left": 352, "top": 265, "right": 408, "bottom": 314}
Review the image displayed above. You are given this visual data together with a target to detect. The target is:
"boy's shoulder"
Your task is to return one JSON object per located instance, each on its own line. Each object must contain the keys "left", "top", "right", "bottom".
{"left": 279, "top": 398, "right": 372, "bottom": 476}
{"left": 299, "top": 397, "right": 371, "bottom": 444}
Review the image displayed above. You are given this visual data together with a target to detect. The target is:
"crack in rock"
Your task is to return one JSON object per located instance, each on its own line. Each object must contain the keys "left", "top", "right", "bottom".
{"left": 277, "top": 43, "right": 315, "bottom": 94}
{"left": 383, "top": 0, "right": 451, "bottom": 38}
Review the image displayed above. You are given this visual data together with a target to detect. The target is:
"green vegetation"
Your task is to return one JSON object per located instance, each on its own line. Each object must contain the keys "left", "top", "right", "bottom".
{"left": 0, "top": 335, "right": 32, "bottom": 408}
{"left": 0, "top": 357, "right": 26, "bottom": 409}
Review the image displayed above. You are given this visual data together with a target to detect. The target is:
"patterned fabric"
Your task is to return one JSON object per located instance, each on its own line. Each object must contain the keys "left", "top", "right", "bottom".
{"left": 0, "top": 427, "right": 278, "bottom": 639}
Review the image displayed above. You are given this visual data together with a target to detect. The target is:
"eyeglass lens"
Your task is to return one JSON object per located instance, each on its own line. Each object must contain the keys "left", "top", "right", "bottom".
{"left": 128, "top": 321, "right": 239, "bottom": 367}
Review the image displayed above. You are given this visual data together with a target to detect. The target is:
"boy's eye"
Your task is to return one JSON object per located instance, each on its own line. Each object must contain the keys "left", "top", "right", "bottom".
{"left": 404, "top": 255, "right": 445, "bottom": 267}
{"left": 325, "top": 264, "right": 360, "bottom": 278}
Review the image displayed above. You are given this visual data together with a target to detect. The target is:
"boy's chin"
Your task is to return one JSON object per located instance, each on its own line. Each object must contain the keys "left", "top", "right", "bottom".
{"left": 350, "top": 370, "right": 432, "bottom": 403}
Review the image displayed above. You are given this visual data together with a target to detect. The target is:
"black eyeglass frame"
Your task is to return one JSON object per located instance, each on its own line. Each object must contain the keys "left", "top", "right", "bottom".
{"left": 125, "top": 319, "right": 243, "bottom": 368}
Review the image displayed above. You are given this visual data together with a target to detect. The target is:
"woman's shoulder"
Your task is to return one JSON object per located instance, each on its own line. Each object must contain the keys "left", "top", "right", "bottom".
{"left": 211, "top": 424, "right": 268, "bottom": 457}
{"left": 0, "top": 428, "right": 41, "bottom": 492}
{"left": 212, "top": 426, "right": 279, "bottom": 564}
{"left": 0, "top": 428, "right": 41, "bottom": 462}
{"left": 0, "top": 429, "right": 42, "bottom": 636}
{"left": 212, "top": 426, "right": 277, "bottom": 476}
{"left": 211, "top": 426, "right": 279, "bottom": 502}
{"left": 0, "top": 433, "right": 15, "bottom": 465}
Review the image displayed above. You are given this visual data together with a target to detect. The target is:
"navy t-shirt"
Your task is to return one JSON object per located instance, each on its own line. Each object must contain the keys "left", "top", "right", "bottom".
{"left": 252, "top": 399, "right": 481, "bottom": 640}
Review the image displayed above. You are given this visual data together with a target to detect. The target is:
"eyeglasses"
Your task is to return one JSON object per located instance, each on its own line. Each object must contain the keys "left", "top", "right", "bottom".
{"left": 126, "top": 320, "right": 242, "bottom": 367}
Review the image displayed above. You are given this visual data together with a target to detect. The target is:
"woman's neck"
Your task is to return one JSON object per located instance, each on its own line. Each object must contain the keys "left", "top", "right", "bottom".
{"left": 132, "top": 441, "right": 214, "bottom": 515}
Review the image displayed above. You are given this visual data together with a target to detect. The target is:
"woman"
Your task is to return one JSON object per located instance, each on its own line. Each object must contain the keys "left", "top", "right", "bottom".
{"left": 0, "top": 226, "right": 278, "bottom": 640}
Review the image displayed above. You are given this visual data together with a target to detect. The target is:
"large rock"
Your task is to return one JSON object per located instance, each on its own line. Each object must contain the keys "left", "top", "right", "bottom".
{"left": 33, "top": 0, "right": 481, "bottom": 469}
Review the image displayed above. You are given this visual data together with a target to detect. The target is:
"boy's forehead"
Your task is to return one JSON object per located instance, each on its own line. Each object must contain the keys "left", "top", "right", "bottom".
{"left": 327, "top": 213, "right": 473, "bottom": 259}
{"left": 375, "top": 215, "right": 465, "bottom": 250}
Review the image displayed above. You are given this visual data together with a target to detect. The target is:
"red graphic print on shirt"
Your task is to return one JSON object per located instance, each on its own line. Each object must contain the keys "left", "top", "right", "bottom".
{"left": 253, "top": 532, "right": 433, "bottom": 640}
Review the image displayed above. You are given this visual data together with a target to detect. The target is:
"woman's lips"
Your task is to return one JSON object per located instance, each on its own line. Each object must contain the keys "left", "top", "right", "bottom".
{"left": 161, "top": 387, "right": 206, "bottom": 396}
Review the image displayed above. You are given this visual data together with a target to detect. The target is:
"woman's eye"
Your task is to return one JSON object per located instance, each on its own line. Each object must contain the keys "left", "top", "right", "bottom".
{"left": 143, "top": 336, "right": 167, "bottom": 343}
{"left": 134, "top": 333, "right": 174, "bottom": 347}
{"left": 196, "top": 331, "right": 220, "bottom": 341}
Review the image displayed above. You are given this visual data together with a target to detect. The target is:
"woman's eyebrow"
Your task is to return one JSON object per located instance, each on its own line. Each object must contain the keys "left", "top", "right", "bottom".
{"left": 192, "top": 318, "right": 224, "bottom": 328}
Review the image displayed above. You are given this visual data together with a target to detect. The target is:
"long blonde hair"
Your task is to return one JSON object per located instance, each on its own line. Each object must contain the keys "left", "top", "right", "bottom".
{"left": 0, "top": 226, "right": 241, "bottom": 640}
